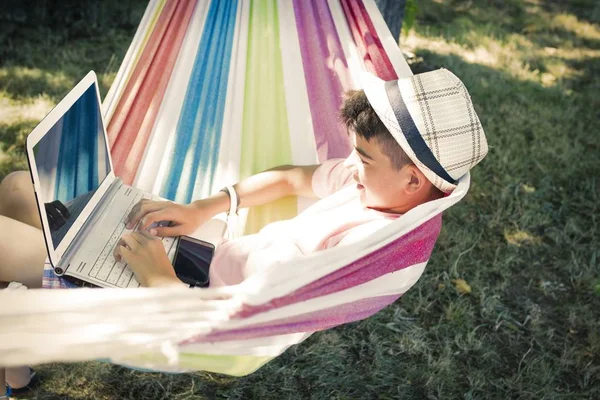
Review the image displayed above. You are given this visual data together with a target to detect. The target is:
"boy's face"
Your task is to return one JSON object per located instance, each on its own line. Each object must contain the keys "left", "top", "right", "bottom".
{"left": 344, "top": 132, "right": 416, "bottom": 213}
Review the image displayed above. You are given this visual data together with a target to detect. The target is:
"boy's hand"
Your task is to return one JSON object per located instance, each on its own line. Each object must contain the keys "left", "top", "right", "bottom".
{"left": 114, "top": 231, "right": 184, "bottom": 288}
{"left": 125, "top": 199, "right": 207, "bottom": 237}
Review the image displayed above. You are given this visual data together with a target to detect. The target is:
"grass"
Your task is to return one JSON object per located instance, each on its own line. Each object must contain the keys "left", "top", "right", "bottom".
{"left": 1, "top": 0, "right": 599, "bottom": 398}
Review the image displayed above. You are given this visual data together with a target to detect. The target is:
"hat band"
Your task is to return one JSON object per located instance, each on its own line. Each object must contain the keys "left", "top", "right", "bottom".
{"left": 384, "top": 80, "right": 455, "bottom": 185}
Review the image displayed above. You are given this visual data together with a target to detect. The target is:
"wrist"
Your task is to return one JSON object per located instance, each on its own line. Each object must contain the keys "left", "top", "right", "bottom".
{"left": 147, "top": 273, "right": 186, "bottom": 288}
{"left": 191, "top": 191, "right": 230, "bottom": 216}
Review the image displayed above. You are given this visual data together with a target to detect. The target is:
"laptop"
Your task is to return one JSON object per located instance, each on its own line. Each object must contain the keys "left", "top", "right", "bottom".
{"left": 25, "top": 71, "right": 182, "bottom": 288}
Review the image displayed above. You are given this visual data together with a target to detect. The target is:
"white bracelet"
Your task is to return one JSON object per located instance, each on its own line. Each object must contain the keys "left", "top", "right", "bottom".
{"left": 220, "top": 186, "right": 239, "bottom": 215}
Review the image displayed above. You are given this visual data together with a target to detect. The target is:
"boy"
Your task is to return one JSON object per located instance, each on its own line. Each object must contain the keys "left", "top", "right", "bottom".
{"left": 0, "top": 68, "right": 487, "bottom": 394}
{"left": 110, "top": 68, "right": 488, "bottom": 287}
{"left": 0, "top": 68, "right": 487, "bottom": 289}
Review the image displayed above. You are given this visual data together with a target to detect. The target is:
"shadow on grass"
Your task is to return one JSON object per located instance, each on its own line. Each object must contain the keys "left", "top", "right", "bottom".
{"left": 415, "top": 0, "right": 600, "bottom": 51}
{"left": 0, "top": 7, "right": 145, "bottom": 101}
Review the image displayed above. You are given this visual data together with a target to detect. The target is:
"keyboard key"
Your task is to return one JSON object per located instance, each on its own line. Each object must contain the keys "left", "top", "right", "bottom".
{"left": 107, "top": 261, "right": 125, "bottom": 285}
{"left": 95, "top": 268, "right": 110, "bottom": 282}
{"left": 127, "top": 276, "right": 140, "bottom": 288}
{"left": 117, "top": 268, "right": 133, "bottom": 287}
{"left": 88, "top": 262, "right": 100, "bottom": 278}
{"left": 81, "top": 189, "right": 149, "bottom": 286}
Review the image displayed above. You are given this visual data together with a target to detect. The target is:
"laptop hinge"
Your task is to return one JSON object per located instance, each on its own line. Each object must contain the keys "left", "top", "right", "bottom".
{"left": 57, "top": 178, "right": 124, "bottom": 272}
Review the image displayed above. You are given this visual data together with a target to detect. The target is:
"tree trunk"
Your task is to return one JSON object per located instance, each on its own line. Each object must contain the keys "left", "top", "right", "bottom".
{"left": 374, "top": 0, "right": 406, "bottom": 44}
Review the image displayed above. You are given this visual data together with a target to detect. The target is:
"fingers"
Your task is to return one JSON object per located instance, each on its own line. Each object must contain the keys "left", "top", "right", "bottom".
{"left": 138, "top": 210, "right": 172, "bottom": 232}
{"left": 120, "top": 234, "right": 139, "bottom": 249}
{"left": 153, "top": 225, "right": 186, "bottom": 237}
{"left": 116, "top": 244, "right": 132, "bottom": 263}
{"left": 114, "top": 233, "right": 141, "bottom": 261}
{"left": 130, "top": 231, "right": 154, "bottom": 244}
{"left": 126, "top": 200, "right": 170, "bottom": 229}
{"left": 137, "top": 230, "right": 156, "bottom": 241}
{"left": 114, "top": 238, "right": 130, "bottom": 262}
{"left": 114, "top": 230, "right": 160, "bottom": 261}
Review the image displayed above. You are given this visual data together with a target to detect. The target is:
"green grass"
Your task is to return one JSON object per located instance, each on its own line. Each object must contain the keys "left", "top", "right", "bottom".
{"left": 1, "top": 0, "right": 599, "bottom": 398}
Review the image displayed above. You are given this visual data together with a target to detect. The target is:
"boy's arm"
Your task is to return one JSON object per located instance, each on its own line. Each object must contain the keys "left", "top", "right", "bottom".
{"left": 121, "top": 164, "right": 321, "bottom": 287}
{"left": 192, "top": 164, "right": 320, "bottom": 215}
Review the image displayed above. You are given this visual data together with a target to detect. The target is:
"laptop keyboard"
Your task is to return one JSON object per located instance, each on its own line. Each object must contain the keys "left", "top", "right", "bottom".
{"left": 86, "top": 190, "right": 177, "bottom": 288}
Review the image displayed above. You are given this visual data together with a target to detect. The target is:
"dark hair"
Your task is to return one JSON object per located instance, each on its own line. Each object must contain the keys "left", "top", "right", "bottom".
{"left": 339, "top": 89, "right": 413, "bottom": 170}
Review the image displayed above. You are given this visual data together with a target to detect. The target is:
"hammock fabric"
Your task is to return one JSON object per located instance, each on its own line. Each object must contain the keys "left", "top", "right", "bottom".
{"left": 1, "top": 0, "right": 470, "bottom": 375}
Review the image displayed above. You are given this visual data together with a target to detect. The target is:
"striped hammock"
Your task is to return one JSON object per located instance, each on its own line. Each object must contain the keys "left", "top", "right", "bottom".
{"left": 0, "top": 0, "right": 470, "bottom": 375}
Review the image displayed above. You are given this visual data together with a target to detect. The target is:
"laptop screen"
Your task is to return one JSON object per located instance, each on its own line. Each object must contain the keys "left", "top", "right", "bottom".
{"left": 32, "top": 83, "right": 111, "bottom": 249}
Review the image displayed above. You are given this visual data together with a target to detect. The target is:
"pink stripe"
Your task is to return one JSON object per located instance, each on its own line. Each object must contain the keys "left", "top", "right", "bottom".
{"left": 182, "top": 294, "right": 399, "bottom": 344}
{"left": 107, "top": 0, "right": 178, "bottom": 145}
{"left": 107, "top": 0, "right": 197, "bottom": 184}
{"left": 181, "top": 215, "right": 441, "bottom": 344}
{"left": 339, "top": 0, "right": 397, "bottom": 80}
{"left": 292, "top": 0, "right": 352, "bottom": 162}
{"left": 234, "top": 214, "right": 441, "bottom": 319}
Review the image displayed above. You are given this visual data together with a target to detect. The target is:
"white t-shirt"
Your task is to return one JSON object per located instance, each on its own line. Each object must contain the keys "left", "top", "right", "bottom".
{"left": 208, "top": 158, "right": 401, "bottom": 288}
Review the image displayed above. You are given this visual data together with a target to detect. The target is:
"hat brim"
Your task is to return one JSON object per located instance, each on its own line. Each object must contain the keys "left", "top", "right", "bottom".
{"left": 360, "top": 71, "right": 457, "bottom": 193}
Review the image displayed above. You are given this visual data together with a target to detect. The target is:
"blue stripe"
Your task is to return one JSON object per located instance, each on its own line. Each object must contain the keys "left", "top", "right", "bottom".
{"left": 384, "top": 80, "right": 455, "bottom": 185}
{"left": 162, "top": 0, "right": 239, "bottom": 202}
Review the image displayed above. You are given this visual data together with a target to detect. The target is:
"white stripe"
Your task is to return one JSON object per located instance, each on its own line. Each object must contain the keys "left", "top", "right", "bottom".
{"left": 362, "top": 0, "right": 413, "bottom": 79}
{"left": 132, "top": 0, "right": 210, "bottom": 194}
{"left": 1, "top": 262, "right": 426, "bottom": 363}
{"left": 103, "top": 0, "right": 163, "bottom": 122}
{"left": 220, "top": 261, "right": 425, "bottom": 331}
{"left": 193, "top": 1, "right": 248, "bottom": 200}
{"left": 328, "top": 0, "right": 365, "bottom": 88}
{"left": 238, "top": 174, "right": 468, "bottom": 306}
{"left": 211, "top": 0, "right": 250, "bottom": 193}
{"left": 208, "top": 0, "right": 251, "bottom": 237}
{"left": 181, "top": 262, "right": 426, "bottom": 357}
{"left": 277, "top": 0, "right": 318, "bottom": 167}
{"left": 277, "top": 0, "right": 320, "bottom": 214}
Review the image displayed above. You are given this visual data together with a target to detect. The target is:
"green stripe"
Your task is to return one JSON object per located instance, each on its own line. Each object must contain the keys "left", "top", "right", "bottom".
{"left": 118, "top": 352, "right": 274, "bottom": 376}
{"left": 241, "top": 0, "right": 297, "bottom": 234}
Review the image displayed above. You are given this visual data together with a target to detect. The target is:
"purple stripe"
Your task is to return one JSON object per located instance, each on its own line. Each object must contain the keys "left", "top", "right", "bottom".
{"left": 181, "top": 215, "right": 441, "bottom": 345}
{"left": 292, "top": 0, "right": 352, "bottom": 162}
{"left": 182, "top": 294, "right": 399, "bottom": 344}
{"left": 234, "top": 214, "right": 441, "bottom": 319}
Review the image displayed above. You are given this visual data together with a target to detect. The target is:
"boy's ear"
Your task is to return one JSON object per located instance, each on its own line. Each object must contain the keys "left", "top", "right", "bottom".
{"left": 406, "top": 165, "right": 425, "bottom": 194}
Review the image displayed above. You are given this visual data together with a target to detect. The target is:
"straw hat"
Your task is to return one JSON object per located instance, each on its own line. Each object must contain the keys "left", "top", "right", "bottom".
{"left": 361, "top": 68, "right": 488, "bottom": 192}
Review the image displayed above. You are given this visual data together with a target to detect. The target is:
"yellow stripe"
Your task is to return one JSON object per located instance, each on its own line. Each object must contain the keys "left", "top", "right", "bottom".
{"left": 241, "top": 0, "right": 298, "bottom": 235}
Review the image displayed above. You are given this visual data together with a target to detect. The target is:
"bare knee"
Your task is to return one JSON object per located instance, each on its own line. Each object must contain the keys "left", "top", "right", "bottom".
{"left": 0, "top": 171, "right": 39, "bottom": 226}
{"left": 0, "top": 171, "right": 33, "bottom": 200}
